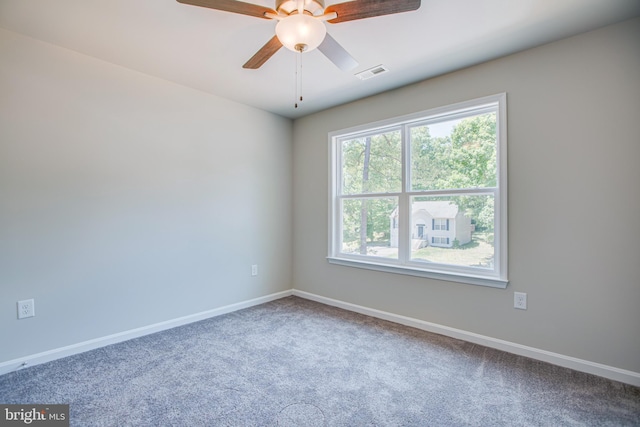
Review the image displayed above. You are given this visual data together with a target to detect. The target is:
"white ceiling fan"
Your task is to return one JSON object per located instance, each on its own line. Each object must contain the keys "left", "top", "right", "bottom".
{"left": 177, "top": 0, "right": 421, "bottom": 71}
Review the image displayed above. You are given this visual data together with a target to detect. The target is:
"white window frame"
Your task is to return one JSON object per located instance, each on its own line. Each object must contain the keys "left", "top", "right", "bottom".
{"left": 328, "top": 93, "right": 508, "bottom": 288}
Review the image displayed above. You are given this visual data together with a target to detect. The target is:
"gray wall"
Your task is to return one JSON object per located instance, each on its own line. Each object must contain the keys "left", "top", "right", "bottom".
{"left": 0, "top": 29, "right": 293, "bottom": 363}
{"left": 2, "top": 18, "right": 639, "bottom": 376}
{"left": 292, "top": 18, "right": 640, "bottom": 373}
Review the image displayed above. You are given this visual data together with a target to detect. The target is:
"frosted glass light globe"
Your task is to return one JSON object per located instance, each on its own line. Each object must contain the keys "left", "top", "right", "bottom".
{"left": 276, "top": 13, "right": 326, "bottom": 52}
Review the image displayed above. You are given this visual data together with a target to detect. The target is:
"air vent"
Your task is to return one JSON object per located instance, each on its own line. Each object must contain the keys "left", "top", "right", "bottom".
{"left": 355, "top": 65, "right": 390, "bottom": 80}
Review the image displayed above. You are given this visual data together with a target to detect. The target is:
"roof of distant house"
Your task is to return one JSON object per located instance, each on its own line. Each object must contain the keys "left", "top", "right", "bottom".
{"left": 391, "top": 201, "right": 459, "bottom": 218}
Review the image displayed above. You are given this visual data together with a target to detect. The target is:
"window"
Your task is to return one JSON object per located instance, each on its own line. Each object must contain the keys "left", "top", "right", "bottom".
{"left": 329, "top": 94, "right": 508, "bottom": 288}
{"left": 431, "top": 237, "right": 449, "bottom": 246}
{"left": 433, "top": 219, "right": 448, "bottom": 231}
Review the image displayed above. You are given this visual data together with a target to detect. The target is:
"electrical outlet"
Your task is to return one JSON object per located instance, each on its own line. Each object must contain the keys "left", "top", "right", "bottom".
{"left": 514, "top": 292, "right": 527, "bottom": 310}
{"left": 251, "top": 265, "right": 258, "bottom": 276}
{"left": 17, "top": 299, "right": 35, "bottom": 319}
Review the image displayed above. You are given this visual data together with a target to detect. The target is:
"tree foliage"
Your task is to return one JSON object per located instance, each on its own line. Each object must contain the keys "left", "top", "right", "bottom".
{"left": 340, "top": 113, "right": 497, "bottom": 252}
{"left": 341, "top": 130, "right": 402, "bottom": 195}
{"left": 411, "top": 113, "right": 496, "bottom": 191}
{"left": 341, "top": 130, "right": 401, "bottom": 250}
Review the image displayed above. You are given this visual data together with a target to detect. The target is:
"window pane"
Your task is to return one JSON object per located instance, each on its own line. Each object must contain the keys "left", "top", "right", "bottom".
{"left": 341, "top": 198, "right": 398, "bottom": 259}
{"left": 410, "top": 112, "right": 497, "bottom": 191}
{"left": 410, "top": 195, "right": 494, "bottom": 269}
{"left": 341, "top": 129, "right": 402, "bottom": 195}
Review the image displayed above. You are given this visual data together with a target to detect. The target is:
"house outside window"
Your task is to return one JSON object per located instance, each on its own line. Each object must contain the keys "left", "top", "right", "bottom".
{"left": 329, "top": 94, "right": 508, "bottom": 288}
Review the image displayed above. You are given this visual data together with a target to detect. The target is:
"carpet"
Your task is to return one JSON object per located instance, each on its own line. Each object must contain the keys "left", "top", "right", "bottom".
{"left": 1, "top": 296, "right": 639, "bottom": 426}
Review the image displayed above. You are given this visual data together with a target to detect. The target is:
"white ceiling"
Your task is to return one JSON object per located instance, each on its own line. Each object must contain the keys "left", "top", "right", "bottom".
{"left": 1, "top": 0, "right": 638, "bottom": 119}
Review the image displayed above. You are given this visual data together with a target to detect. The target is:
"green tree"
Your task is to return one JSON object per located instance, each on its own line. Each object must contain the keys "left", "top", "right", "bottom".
{"left": 448, "top": 113, "right": 496, "bottom": 231}
{"left": 359, "top": 137, "right": 371, "bottom": 254}
{"left": 341, "top": 130, "right": 401, "bottom": 252}
{"left": 340, "top": 113, "right": 497, "bottom": 253}
{"left": 410, "top": 113, "right": 496, "bottom": 231}
{"left": 448, "top": 113, "right": 497, "bottom": 189}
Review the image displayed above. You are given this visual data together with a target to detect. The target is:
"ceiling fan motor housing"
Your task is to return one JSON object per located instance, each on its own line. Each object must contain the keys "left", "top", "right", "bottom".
{"left": 276, "top": 0, "right": 325, "bottom": 15}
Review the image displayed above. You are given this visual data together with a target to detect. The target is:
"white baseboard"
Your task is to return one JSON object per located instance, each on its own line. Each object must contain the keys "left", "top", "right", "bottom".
{"left": 0, "top": 290, "right": 293, "bottom": 376}
{"left": 293, "top": 290, "right": 640, "bottom": 387}
{"left": 4, "top": 288, "right": 639, "bottom": 387}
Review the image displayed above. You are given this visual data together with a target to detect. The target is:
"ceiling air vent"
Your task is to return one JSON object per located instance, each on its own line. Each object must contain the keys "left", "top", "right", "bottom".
{"left": 355, "top": 65, "right": 389, "bottom": 80}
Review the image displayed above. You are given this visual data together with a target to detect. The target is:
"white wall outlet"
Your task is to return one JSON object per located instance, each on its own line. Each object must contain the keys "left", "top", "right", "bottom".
{"left": 17, "top": 299, "right": 35, "bottom": 319}
{"left": 251, "top": 264, "right": 258, "bottom": 276}
{"left": 514, "top": 292, "right": 527, "bottom": 310}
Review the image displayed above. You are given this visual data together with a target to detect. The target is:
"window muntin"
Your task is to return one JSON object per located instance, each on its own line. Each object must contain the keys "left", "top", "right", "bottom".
{"left": 329, "top": 94, "right": 507, "bottom": 288}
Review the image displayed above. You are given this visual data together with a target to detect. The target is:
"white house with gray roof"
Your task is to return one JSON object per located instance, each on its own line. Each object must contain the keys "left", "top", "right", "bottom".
{"left": 390, "top": 201, "right": 473, "bottom": 248}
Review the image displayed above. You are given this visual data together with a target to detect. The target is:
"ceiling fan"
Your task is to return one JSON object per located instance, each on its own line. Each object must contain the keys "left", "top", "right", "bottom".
{"left": 176, "top": 0, "right": 421, "bottom": 71}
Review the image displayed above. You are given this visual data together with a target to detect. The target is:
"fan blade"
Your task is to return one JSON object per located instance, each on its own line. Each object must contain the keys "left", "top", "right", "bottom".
{"left": 177, "top": 0, "right": 275, "bottom": 19}
{"left": 318, "top": 33, "right": 358, "bottom": 71}
{"left": 243, "top": 35, "right": 283, "bottom": 69}
{"left": 325, "top": 0, "right": 420, "bottom": 23}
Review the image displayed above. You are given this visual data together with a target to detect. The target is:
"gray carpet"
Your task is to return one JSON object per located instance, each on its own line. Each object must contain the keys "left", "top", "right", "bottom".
{"left": 1, "top": 296, "right": 639, "bottom": 426}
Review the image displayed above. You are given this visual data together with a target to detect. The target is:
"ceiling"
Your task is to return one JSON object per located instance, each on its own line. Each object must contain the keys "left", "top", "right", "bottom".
{"left": 1, "top": 0, "right": 638, "bottom": 119}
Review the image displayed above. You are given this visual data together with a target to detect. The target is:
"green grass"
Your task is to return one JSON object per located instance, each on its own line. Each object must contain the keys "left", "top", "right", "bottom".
{"left": 343, "top": 232, "right": 494, "bottom": 268}
{"left": 412, "top": 232, "right": 494, "bottom": 268}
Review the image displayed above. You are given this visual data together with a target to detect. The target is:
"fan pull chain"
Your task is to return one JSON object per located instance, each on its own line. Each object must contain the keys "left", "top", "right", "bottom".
{"left": 295, "top": 45, "right": 304, "bottom": 109}
{"left": 295, "top": 50, "right": 299, "bottom": 108}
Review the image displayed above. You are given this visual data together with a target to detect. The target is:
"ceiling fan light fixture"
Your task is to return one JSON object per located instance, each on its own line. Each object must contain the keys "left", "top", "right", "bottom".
{"left": 276, "top": 13, "right": 326, "bottom": 53}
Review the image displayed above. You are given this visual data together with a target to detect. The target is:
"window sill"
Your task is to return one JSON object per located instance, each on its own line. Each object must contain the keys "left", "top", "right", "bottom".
{"left": 327, "top": 257, "right": 508, "bottom": 289}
